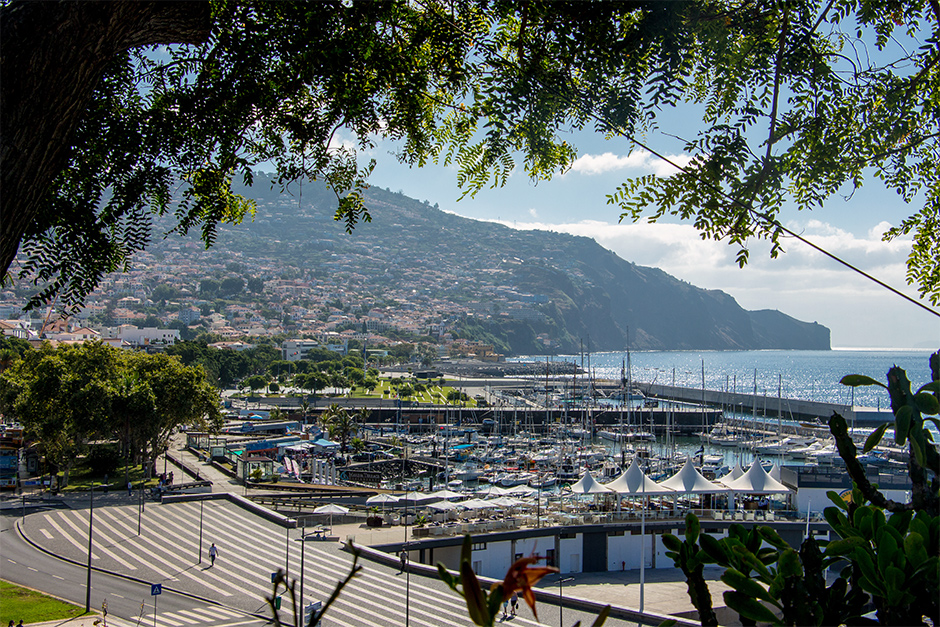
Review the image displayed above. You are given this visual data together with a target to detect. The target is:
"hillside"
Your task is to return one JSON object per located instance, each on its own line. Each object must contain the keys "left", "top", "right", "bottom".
{"left": 213, "top": 175, "right": 830, "bottom": 354}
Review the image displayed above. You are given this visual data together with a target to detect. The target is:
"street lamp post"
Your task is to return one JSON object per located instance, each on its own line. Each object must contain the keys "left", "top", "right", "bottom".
{"left": 558, "top": 577, "right": 574, "bottom": 627}
{"left": 85, "top": 483, "right": 95, "bottom": 612}
{"left": 198, "top": 497, "right": 205, "bottom": 564}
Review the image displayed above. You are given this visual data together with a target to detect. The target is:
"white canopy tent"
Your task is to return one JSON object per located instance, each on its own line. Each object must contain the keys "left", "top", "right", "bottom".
{"left": 660, "top": 458, "right": 729, "bottom": 513}
{"left": 717, "top": 462, "right": 746, "bottom": 485}
{"left": 722, "top": 459, "right": 791, "bottom": 494}
{"left": 660, "top": 459, "right": 730, "bottom": 494}
{"left": 476, "top": 484, "right": 511, "bottom": 497}
{"left": 426, "top": 500, "right": 461, "bottom": 511}
{"left": 426, "top": 488, "right": 465, "bottom": 500}
{"left": 505, "top": 485, "right": 538, "bottom": 496}
{"left": 605, "top": 459, "right": 675, "bottom": 495}
{"left": 568, "top": 471, "right": 613, "bottom": 494}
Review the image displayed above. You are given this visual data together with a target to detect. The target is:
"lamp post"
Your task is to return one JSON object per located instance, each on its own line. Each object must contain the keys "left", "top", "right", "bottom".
{"left": 85, "top": 483, "right": 95, "bottom": 612}
{"left": 299, "top": 524, "right": 317, "bottom": 614}
{"left": 557, "top": 577, "right": 574, "bottom": 627}
{"left": 198, "top": 497, "right": 205, "bottom": 564}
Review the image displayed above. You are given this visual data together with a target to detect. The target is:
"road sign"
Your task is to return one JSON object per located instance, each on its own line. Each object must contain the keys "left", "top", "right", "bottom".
{"left": 150, "top": 583, "right": 162, "bottom": 596}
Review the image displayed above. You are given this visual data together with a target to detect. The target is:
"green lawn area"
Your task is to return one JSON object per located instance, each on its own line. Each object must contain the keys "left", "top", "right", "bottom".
{"left": 58, "top": 462, "right": 157, "bottom": 494}
{"left": 0, "top": 580, "right": 90, "bottom": 624}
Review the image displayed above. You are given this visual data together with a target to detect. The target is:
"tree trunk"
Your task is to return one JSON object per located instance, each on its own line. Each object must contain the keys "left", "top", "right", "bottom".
{"left": 0, "top": 1, "right": 211, "bottom": 277}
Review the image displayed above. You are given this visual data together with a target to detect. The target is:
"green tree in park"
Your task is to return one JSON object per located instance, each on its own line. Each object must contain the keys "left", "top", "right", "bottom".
{"left": 0, "top": 341, "right": 222, "bottom": 487}
{"left": 242, "top": 374, "right": 268, "bottom": 395}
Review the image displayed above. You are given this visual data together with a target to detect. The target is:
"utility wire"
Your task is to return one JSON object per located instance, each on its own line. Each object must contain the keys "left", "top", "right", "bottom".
{"left": 415, "top": 0, "right": 939, "bottom": 318}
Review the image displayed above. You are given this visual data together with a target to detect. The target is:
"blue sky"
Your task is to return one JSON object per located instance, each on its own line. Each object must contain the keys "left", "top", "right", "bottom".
{"left": 357, "top": 114, "right": 939, "bottom": 349}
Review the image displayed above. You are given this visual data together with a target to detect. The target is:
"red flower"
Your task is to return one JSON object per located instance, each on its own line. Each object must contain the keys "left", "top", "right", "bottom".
{"left": 494, "top": 555, "right": 559, "bottom": 620}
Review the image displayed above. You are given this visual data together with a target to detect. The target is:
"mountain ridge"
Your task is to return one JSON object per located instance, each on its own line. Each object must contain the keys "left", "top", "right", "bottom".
{"left": 218, "top": 175, "right": 830, "bottom": 354}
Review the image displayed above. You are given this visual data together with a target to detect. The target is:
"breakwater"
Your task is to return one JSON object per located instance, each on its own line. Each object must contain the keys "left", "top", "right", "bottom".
{"left": 636, "top": 382, "right": 894, "bottom": 426}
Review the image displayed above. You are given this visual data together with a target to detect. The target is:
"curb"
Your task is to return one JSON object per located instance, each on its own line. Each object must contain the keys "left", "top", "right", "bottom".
{"left": 14, "top": 517, "right": 269, "bottom": 623}
{"left": 161, "top": 492, "right": 297, "bottom": 528}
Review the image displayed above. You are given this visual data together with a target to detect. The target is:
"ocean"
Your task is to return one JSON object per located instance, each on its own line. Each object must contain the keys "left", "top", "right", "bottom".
{"left": 510, "top": 348, "right": 938, "bottom": 411}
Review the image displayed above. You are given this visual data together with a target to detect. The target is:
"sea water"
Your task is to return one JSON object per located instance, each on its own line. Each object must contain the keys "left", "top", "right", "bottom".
{"left": 511, "top": 348, "right": 937, "bottom": 410}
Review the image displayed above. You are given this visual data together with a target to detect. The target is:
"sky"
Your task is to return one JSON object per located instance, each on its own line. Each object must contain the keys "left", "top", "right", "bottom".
{"left": 361, "top": 118, "right": 940, "bottom": 350}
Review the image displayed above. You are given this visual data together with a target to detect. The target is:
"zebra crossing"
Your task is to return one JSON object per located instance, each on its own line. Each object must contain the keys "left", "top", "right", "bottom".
{"left": 29, "top": 499, "right": 616, "bottom": 626}
{"left": 30, "top": 500, "right": 522, "bottom": 625}
{"left": 98, "top": 604, "right": 260, "bottom": 627}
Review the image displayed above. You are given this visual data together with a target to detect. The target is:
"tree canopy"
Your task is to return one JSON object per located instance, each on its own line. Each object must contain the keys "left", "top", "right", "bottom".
{"left": 3, "top": 0, "right": 939, "bottom": 313}
{"left": 0, "top": 341, "right": 223, "bottom": 486}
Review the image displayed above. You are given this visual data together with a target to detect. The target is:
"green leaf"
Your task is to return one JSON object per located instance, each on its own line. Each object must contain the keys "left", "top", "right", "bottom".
{"left": 460, "top": 559, "right": 489, "bottom": 626}
{"left": 840, "top": 374, "right": 887, "bottom": 388}
{"left": 915, "top": 381, "right": 940, "bottom": 395}
{"left": 685, "top": 512, "right": 700, "bottom": 545}
{"left": 461, "top": 533, "right": 472, "bottom": 566}
{"left": 895, "top": 405, "right": 913, "bottom": 445}
{"left": 910, "top": 433, "right": 926, "bottom": 467}
{"left": 437, "top": 563, "right": 460, "bottom": 593}
{"left": 757, "top": 526, "right": 789, "bottom": 550}
{"left": 589, "top": 605, "right": 611, "bottom": 627}
{"left": 721, "top": 568, "right": 779, "bottom": 606}
{"left": 903, "top": 532, "right": 928, "bottom": 569}
{"left": 914, "top": 392, "right": 940, "bottom": 415}
{"left": 723, "top": 590, "right": 782, "bottom": 625}
{"left": 778, "top": 549, "right": 803, "bottom": 578}
{"left": 863, "top": 423, "right": 890, "bottom": 452}
{"left": 826, "top": 491, "right": 849, "bottom": 511}
{"left": 825, "top": 537, "right": 868, "bottom": 556}
{"left": 886, "top": 510, "right": 912, "bottom": 535}
{"left": 699, "top": 532, "right": 729, "bottom": 564}
{"left": 661, "top": 533, "right": 682, "bottom": 553}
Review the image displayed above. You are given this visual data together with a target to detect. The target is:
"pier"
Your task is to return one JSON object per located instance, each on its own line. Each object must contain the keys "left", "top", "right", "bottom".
{"left": 636, "top": 382, "right": 894, "bottom": 427}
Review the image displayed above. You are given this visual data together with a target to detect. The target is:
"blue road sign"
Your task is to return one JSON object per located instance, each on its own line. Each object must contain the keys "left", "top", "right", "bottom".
{"left": 151, "top": 584, "right": 162, "bottom": 596}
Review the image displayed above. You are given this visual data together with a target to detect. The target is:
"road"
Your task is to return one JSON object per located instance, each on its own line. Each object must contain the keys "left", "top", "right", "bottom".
{"left": 2, "top": 496, "right": 643, "bottom": 627}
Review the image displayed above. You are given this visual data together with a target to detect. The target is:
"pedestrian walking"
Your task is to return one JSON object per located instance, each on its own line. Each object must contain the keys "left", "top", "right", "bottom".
{"left": 502, "top": 596, "right": 509, "bottom": 619}
{"left": 209, "top": 543, "right": 218, "bottom": 566}
{"left": 127, "top": 481, "right": 132, "bottom": 497}
{"left": 510, "top": 591, "right": 518, "bottom": 616}
{"left": 399, "top": 549, "right": 407, "bottom": 573}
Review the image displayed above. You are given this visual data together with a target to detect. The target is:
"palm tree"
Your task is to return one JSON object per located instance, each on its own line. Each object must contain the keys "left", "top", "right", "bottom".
{"left": 322, "top": 404, "right": 358, "bottom": 454}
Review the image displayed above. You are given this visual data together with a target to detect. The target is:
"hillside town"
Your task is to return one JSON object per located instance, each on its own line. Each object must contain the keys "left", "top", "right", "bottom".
{"left": 0, "top": 234, "right": 529, "bottom": 361}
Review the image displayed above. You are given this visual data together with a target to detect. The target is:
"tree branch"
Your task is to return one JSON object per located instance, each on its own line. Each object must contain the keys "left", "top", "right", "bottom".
{"left": 829, "top": 411, "right": 912, "bottom": 513}
{"left": 0, "top": 1, "right": 211, "bottom": 278}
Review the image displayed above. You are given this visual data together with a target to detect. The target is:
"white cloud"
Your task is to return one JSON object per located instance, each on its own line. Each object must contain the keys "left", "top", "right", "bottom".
{"left": 528, "top": 208, "right": 538, "bottom": 218}
{"left": 498, "top": 217, "right": 937, "bottom": 348}
{"left": 569, "top": 150, "right": 693, "bottom": 176}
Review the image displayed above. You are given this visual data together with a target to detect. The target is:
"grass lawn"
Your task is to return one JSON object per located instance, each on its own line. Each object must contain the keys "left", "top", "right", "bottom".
{"left": 0, "top": 580, "right": 90, "bottom": 624}
{"left": 58, "top": 462, "right": 157, "bottom": 494}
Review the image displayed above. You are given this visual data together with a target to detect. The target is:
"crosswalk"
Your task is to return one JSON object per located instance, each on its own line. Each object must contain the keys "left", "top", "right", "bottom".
{"left": 31, "top": 500, "right": 568, "bottom": 626}
{"left": 98, "top": 604, "right": 259, "bottom": 627}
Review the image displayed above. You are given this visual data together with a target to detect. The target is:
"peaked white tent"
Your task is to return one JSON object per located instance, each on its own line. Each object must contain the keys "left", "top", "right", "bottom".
{"left": 717, "top": 462, "right": 746, "bottom": 486}
{"left": 476, "top": 484, "right": 511, "bottom": 497}
{"left": 604, "top": 459, "right": 675, "bottom": 495}
{"left": 568, "top": 471, "right": 613, "bottom": 494}
{"left": 660, "top": 459, "right": 729, "bottom": 494}
{"left": 768, "top": 463, "right": 782, "bottom": 482}
{"left": 722, "top": 459, "right": 791, "bottom": 494}
{"left": 426, "top": 488, "right": 465, "bottom": 500}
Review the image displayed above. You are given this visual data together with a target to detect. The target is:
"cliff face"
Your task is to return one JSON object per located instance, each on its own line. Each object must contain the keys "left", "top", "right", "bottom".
{"left": 219, "top": 177, "right": 831, "bottom": 353}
